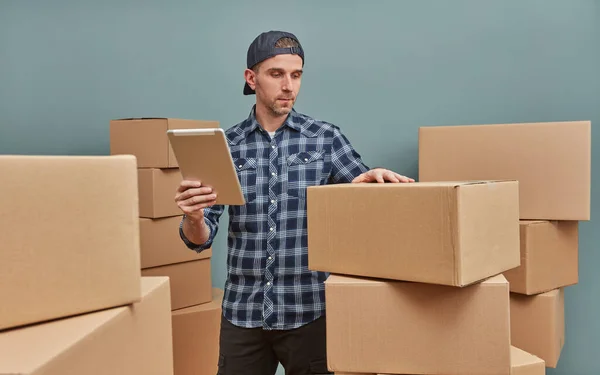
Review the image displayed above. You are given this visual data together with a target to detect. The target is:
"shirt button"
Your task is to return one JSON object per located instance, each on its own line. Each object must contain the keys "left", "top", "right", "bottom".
{"left": 238, "top": 165, "right": 243, "bottom": 168}
{"left": 272, "top": 172, "right": 276, "bottom": 176}
{"left": 267, "top": 282, "right": 271, "bottom": 286}
{"left": 271, "top": 200, "right": 275, "bottom": 204}
{"left": 272, "top": 145, "right": 276, "bottom": 149}
{"left": 270, "top": 227, "right": 274, "bottom": 231}
{"left": 304, "top": 158, "right": 308, "bottom": 162}
{"left": 268, "top": 256, "right": 273, "bottom": 260}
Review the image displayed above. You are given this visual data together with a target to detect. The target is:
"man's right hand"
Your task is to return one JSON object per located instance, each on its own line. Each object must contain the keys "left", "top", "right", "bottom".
{"left": 174, "top": 180, "right": 217, "bottom": 222}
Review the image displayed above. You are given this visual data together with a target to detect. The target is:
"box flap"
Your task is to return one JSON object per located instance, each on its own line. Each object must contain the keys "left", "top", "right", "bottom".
{"left": 510, "top": 346, "right": 545, "bottom": 368}
{"left": 519, "top": 220, "right": 548, "bottom": 225}
{"left": 482, "top": 274, "right": 508, "bottom": 285}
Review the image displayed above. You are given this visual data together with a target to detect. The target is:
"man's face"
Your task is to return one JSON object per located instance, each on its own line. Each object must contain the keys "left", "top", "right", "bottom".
{"left": 246, "top": 54, "right": 303, "bottom": 117}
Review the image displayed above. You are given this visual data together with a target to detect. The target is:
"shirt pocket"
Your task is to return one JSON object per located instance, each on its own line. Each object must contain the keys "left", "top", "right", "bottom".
{"left": 233, "top": 157, "right": 258, "bottom": 203}
{"left": 286, "top": 150, "right": 326, "bottom": 201}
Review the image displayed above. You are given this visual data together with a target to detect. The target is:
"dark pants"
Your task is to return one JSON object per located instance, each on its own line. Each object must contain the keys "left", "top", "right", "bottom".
{"left": 217, "top": 315, "right": 332, "bottom": 375}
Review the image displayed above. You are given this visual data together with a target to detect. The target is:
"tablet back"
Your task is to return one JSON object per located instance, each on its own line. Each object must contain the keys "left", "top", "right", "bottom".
{"left": 167, "top": 128, "right": 245, "bottom": 206}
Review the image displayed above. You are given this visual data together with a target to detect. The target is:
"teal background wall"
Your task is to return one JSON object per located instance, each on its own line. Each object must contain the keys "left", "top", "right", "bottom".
{"left": 1, "top": 1, "right": 597, "bottom": 374}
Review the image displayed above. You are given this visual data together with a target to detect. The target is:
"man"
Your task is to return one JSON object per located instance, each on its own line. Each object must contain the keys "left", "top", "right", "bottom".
{"left": 175, "top": 30, "right": 414, "bottom": 375}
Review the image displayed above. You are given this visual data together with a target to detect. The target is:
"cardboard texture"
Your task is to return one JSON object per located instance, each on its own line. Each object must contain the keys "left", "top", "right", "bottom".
{"left": 308, "top": 181, "right": 520, "bottom": 287}
{"left": 0, "top": 155, "right": 142, "bottom": 331}
{"left": 510, "top": 288, "right": 565, "bottom": 368}
{"left": 325, "top": 274, "right": 511, "bottom": 375}
{"left": 172, "top": 288, "right": 224, "bottom": 375}
{"left": 138, "top": 168, "right": 183, "bottom": 218}
{"left": 504, "top": 220, "right": 579, "bottom": 295}
{"left": 110, "top": 118, "right": 219, "bottom": 168}
{"left": 0, "top": 277, "right": 174, "bottom": 375}
{"left": 334, "top": 346, "right": 545, "bottom": 374}
{"left": 418, "top": 120, "right": 591, "bottom": 220}
{"left": 142, "top": 258, "right": 212, "bottom": 310}
{"left": 140, "top": 216, "right": 206, "bottom": 268}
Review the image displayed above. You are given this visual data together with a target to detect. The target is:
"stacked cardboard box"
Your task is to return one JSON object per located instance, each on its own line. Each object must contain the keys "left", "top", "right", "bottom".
{"left": 419, "top": 120, "right": 590, "bottom": 369}
{"left": 0, "top": 155, "right": 174, "bottom": 374}
{"left": 307, "top": 121, "right": 589, "bottom": 375}
{"left": 307, "top": 181, "right": 524, "bottom": 375}
{"left": 110, "top": 117, "right": 223, "bottom": 375}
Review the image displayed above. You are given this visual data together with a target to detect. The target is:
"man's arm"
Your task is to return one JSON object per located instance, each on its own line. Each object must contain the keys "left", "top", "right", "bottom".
{"left": 179, "top": 204, "right": 224, "bottom": 253}
{"left": 329, "top": 126, "right": 371, "bottom": 184}
{"left": 330, "top": 126, "right": 415, "bottom": 184}
{"left": 174, "top": 179, "right": 224, "bottom": 253}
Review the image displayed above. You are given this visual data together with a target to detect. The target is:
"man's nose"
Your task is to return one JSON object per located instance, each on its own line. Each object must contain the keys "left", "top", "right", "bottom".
{"left": 282, "top": 75, "right": 293, "bottom": 91}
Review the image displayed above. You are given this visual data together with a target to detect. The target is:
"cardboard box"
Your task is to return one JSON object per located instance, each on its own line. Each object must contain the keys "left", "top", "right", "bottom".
{"left": 333, "top": 346, "right": 545, "bottom": 375}
{"left": 504, "top": 220, "right": 578, "bottom": 295}
{"left": 0, "top": 155, "right": 141, "bottom": 331}
{"left": 510, "top": 288, "right": 565, "bottom": 368}
{"left": 172, "top": 288, "right": 223, "bottom": 375}
{"left": 140, "top": 215, "right": 205, "bottom": 268}
{"left": 0, "top": 277, "right": 174, "bottom": 375}
{"left": 308, "top": 181, "right": 520, "bottom": 287}
{"left": 325, "top": 274, "right": 511, "bottom": 375}
{"left": 142, "top": 257, "right": 212, "bottom": 310}
{"left": 418, "top": 121, "right": 591, "bottom": 220}
{"left": 138, "top": 168, "right": 183, "bottom": 218}
{"left": 110, "top": 118, "right": 219, "bottom": 168}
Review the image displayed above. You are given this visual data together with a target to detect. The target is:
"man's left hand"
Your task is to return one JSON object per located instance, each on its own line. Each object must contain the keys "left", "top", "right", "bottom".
{"left": 351, "top": 168, "right": 415, "bottom": 184}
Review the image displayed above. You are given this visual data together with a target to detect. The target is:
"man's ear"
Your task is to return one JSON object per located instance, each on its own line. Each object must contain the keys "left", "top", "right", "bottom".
{"left": 244, "top": 69, "right": 256, "bottom": 92}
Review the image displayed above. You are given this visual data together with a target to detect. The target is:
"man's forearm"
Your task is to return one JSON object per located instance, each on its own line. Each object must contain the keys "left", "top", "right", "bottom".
{"left": 182, "top": 215, "right": 211, "bottom": 246}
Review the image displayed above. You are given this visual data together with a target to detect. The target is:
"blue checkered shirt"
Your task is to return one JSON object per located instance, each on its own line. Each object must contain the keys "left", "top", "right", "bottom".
{"left": 180, "top": 106, "right": 370, "bottom": 330}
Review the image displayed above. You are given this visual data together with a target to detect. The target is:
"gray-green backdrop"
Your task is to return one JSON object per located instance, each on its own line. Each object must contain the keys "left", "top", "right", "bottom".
{"left": 1, "top": 1, "right": 597, "bottom": 374}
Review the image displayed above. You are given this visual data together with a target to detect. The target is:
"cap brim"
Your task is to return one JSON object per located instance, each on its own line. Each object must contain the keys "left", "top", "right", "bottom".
{"left": 243, "top": 82, "right": 255, "bottom": 95}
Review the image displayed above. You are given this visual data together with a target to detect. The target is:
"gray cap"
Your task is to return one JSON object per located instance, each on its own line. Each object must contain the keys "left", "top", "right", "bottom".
{"left": 244, "top": 30, "right": 305, "bottom": 95}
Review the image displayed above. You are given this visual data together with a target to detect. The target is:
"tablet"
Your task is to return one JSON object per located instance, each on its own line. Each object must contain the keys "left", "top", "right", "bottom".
{"left": 167, "top": 128, "right": 245, "bottom": 206}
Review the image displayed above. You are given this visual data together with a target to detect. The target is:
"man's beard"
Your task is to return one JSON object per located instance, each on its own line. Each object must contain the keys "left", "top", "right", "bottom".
{"left": 268, "top": 98, "right": 295, "bottom": 116}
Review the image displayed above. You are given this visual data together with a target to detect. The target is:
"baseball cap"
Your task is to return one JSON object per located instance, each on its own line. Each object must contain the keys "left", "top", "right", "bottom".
{"left": 243, "top": 30, "right": 305, "bottom": 95}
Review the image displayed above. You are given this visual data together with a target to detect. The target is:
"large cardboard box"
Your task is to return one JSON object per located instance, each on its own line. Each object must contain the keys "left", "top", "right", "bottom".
{"left": 110, "top": 118, "right": 219, "bottom": 168}
{"left": 333, "top": 346, "right": 545, "bottom": 375}
{"left": 0, "top": 155, "right": 141, "bottom": 331}
{"left": 418, "top": 121, "right": 591, "bottom": 220}
{"left": 142, "top": 257, "right": 212, "bottom": 310}
{"left": 172, "top": 288, "right": 223, "bottom": 375}
{"left": 0, "top": 277, "right": 174, "bottom": 375}
{"left": 511, "top": 288, "right": 565, "bottom": 368}
{"left": 325, "top": 274, "right": 511, "bottom": 375}
{"left": 140, "top": 215, "right": 205, "bottom": 268}
{"left": 138, "top": 168, "right": 183, "bottom": 218}
{"left": 308, "top": 181, "right": 520, "bottom": 287}
{"left": 504, "top": 221, "right": 578, "bottom": 295}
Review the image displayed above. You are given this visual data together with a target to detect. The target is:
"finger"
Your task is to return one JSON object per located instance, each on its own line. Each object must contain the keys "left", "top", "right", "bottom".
{"left": 180, "top": 194, "right": 217, "bottom": 207}
{"left": 394, "top": 173, "right": 412, "bottom": 183}
{"left": 352, "top": 175, "right": 366, "bottom": 183}
{"left": 376, "top": 174, "right": 385, "bottom": 183}
{"left": 385, "top": 172, "right": 400, "bottom": 183}
{"left": 177, "top": 179, "right": 202, "bottom": 193}
{"left": 185, "top": 200, "right": 217, "bottom": 213}
{"left": 177, "top": 186, "right": 213, "bottom": 201}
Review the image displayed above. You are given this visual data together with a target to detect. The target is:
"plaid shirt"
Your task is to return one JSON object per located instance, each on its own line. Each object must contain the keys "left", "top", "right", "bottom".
{"left": 180, "top": 106, "right": 370, "bottom": 330}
